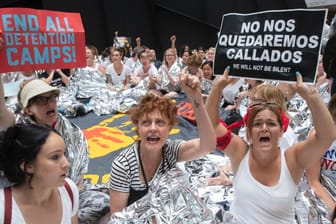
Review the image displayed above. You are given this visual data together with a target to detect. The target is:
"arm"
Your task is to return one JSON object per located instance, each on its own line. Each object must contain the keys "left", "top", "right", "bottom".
{"left": 122, "top": 75, "right": 130, "bottom": 90}
{"left": 0, "top": 76, "right": 15, "bottom": 130}
{"left": 306, "top": 129, "right": 336, "bottom": 214}
{"left": 43, "top": 70, "right": 55, "bottom": 84}
{"left": 306, "top": 159, "right": 336, "bottom": 213}
{"left": 136, "top": 37, "right": 141, "bottom": 51}
{"left": 109, "top": 189, "right": 130, "bottom": 213}
{"left": 177, "top": 72, "right": 216, "bottom": 161}
{"left": 98, "top": 64, "right": 106, "bottom": 76}
{"left": 205, "top": 68, "right": 248, "bottom": 173}
{"left": 56, "top": 69, "right": 70, "bottom": 86}
{"left": 289, "top": 73, "right": 336, "bottom": 179}
{"left": 71, "top": 214, "right": 78, "bottom": 224}
{"left": 170, "top": 35, "right": 176, "bottom": 52}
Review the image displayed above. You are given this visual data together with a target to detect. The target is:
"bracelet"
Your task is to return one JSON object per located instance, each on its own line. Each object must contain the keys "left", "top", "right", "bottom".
{"left": 216, "top": 129, "right": 232, "bottom": 151}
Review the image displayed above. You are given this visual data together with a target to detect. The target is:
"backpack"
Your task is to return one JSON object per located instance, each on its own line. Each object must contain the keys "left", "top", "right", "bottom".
{"left": 3, "top": 181, "right": 74, "bottom": 224}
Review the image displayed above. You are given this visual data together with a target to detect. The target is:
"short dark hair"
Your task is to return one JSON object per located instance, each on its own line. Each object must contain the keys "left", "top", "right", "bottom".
{"left": 0, "top": 124, "right": 61, "bottom": 186}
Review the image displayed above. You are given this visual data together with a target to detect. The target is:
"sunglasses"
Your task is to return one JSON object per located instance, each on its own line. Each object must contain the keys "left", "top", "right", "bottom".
{"left": 249, "top": 97, "right": 267, "bottom": 105}
{"left": 29, "top": 93, "right": 59, "bottom": 106}
{"left": 249, "top": 101, "right": 281, "bottom": 110}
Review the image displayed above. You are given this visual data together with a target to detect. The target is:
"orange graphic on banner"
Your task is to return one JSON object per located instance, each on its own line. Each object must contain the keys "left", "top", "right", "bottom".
{"left": 83, "top": 126, "right": 134, "bottom": 159}
{"left": 177, "top": 101, "right": 195, "bottom": 123}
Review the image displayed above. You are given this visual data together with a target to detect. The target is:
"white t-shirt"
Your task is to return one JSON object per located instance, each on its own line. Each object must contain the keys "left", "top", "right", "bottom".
{"left": 0, "top": 178, "right": 79, "bottom": 224}
{"left": 106, "top": 63, "right": 131, "bottom": 86}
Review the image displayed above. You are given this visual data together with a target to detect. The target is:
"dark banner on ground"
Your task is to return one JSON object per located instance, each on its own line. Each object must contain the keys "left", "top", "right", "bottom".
{"left": 214, "top": 9, "right": 327, "bottom": 83}
{"left": 71, "top": 96, "right": 200, "bottom": 185}
{"left": 0, "top": 8, "right": 86, "bottom": 73}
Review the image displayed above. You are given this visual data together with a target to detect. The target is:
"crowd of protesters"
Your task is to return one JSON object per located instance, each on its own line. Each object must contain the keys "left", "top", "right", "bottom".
{"left": 1, "top": 25, "right": 336, "bottom": 223}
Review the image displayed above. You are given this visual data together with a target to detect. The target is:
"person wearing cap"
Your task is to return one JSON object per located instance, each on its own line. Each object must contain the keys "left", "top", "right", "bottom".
{"left": 0, "top": 36, "right": 111, "bottom": 222}
{"left": 0, "top": 77, "right": 113, "bottom": 222}
{"left": 0, "top": 78, "right": 89, "bottom": 186}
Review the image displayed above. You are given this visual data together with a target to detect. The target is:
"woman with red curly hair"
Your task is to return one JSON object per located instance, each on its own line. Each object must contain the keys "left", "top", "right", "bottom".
{"left": 108, "top": 72, "right": 216, "bottom": 212}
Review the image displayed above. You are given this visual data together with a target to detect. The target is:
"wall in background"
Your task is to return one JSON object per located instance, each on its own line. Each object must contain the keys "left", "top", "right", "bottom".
{"left": 1, "top": 0, "right": 335, "bottom": 58}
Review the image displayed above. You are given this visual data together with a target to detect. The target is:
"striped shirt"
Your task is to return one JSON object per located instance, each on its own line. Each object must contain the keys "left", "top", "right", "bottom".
{"left": 109, "top": 139, "right": 183, "bottom": 192}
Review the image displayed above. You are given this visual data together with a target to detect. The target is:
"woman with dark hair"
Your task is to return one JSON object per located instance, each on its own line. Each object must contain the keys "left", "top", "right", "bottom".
{"left": 0, "top": 124, "right": 78, "bottom": 223}
{"left": 200, "top": 60, "right": 214, "bottom": 96}
{"left": 106, "top": 48, "right": 132, "bottom": 91}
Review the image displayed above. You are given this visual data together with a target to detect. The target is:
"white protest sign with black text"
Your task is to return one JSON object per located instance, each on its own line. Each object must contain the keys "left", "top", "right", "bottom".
{"left": 214, "top": 9, "right": 327, "bottom": 83}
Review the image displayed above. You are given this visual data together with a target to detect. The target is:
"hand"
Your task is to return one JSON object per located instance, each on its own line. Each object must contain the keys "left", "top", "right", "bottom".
{"left": 148, "top": 76, "right": 157, "bottom": 87}
{"left": 162, "top": 65, "right": 169, "bottom": 73}
{"left": 212, "top": 66, "right": 233, "bottom": 89}
{"left": 207, "top": 165, "right": 233, "bottom": 186}
{"left": 170, "top": 35, "right": 176, "bottom": 42}
{"left": 179, "top": 72, "right": 201, "bottom": 99}
{"left": 293, "top": 72, "right": 317, "bottom": 99}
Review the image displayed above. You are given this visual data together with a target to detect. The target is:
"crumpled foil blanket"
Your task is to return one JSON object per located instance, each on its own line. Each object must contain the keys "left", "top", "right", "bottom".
{"left": 57, "top": 69, "right": 148, "bottom": 116}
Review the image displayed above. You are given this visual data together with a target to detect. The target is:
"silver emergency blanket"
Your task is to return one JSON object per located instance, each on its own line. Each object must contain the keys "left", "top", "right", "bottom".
{"left": 14, "top": 112, "right": 89, "bottom": 185}
{"left": 108, "top": 155, "right": 237, "bottom": 224}
{"left": 57, "top": 69, "right": 148, "bottom": 116}
{"left": 103, "top": 82, "right": 334, "bottom": 223}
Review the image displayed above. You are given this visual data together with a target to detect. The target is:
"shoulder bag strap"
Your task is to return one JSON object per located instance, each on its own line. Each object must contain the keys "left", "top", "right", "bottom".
{"left": 4, "top": 187, "right": 12, "bottom": 224}
{"left": 64, "top": 181, "right": 74, "bottom": 210}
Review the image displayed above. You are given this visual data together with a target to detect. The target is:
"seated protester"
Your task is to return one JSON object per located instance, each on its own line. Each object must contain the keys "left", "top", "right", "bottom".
{"left": 197, "top": 46, "right": 207, "bottom": 64}
{"left": 200, "top": 60, "right": 214, "bottom": 96}
{"left": 208, "top": 82, "right": 299, "bottom": 187}
{"left": 206, "top": 47, "right": 215, "bottom": 62}
{"left": 0, "top": 124, "right": 78, "bottom": 224}
{"left": 179, "top": 50, "right": 191, "bottom": 69}
{"left": 181, "top": 54, "right": 203, "bottom": 80}
{"left": 0, "top": 77, "right": 110, "bottom": 223}
{"left": 148, "top": 48, "right": 162, "bottom": 70}
{"left": 220, "top": 77, "right": 245, "bottom": 109}
{"left": 77, "top": 45, "right": 106, "bottom": 76}
{"left": 106, "top": 48, "right": 132, "bottom": 91}
{"left": 109, "top": 73, "right": 216, "bottom": 212}
{"left": 101, "top": 46, "right": 115, "bottom": 68}
{"left": 0, "top": 78, "right": 89, "bottom": 188}
{"left": 130, "top": 50, "right": 158, "bottom": 88}
{"left": 38, "top": 69, "right": 71, "bottom": 87}
{"left": 152, "top": 48, "right": 181, "bottom": 98}
{"left": 206, "top": 68, "right": 336, "bottom": 223}
{"left": 306, "top": 93, "right": 336, "bottom": 223}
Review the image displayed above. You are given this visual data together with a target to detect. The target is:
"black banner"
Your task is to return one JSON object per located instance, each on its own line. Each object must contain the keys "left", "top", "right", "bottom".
{"left": 214, "top": 9, "right": 327, "bottom": 83}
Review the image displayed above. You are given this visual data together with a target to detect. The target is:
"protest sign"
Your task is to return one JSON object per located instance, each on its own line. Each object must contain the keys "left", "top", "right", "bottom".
{"left": 0, "top": 8, "right": 86, "bottom": 73}
{"left": 214, "top": 9, "right": 327, "bottom": 83}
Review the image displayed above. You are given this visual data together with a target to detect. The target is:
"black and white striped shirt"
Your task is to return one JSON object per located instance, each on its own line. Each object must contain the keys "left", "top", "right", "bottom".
{"left": 109, "top": 139, "right": 183, "bottom": 192}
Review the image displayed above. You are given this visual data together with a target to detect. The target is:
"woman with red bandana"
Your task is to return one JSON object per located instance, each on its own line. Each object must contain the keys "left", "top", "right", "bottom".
{"left": 205, "top": 67, "right": 336, "bottom": 223}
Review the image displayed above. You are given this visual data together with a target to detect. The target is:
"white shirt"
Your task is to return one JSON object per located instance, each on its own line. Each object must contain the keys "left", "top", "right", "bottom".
{"left": 0, "top": 178, "right": 78, "bottom": 224}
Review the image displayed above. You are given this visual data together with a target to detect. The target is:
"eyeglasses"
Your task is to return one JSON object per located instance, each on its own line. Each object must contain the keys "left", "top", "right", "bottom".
{"left": 29, "top": 94, "right": 59, "bottom": 106}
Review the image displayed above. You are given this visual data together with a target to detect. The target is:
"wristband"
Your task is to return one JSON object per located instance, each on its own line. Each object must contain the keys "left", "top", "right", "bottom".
{"left": 216, "top": 129, "right": 232, "bottom": 151}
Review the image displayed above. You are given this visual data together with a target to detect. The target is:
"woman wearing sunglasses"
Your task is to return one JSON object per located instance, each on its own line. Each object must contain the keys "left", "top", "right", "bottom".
{"left": 206, "top": 67, "right": 336, "bottom": 223}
